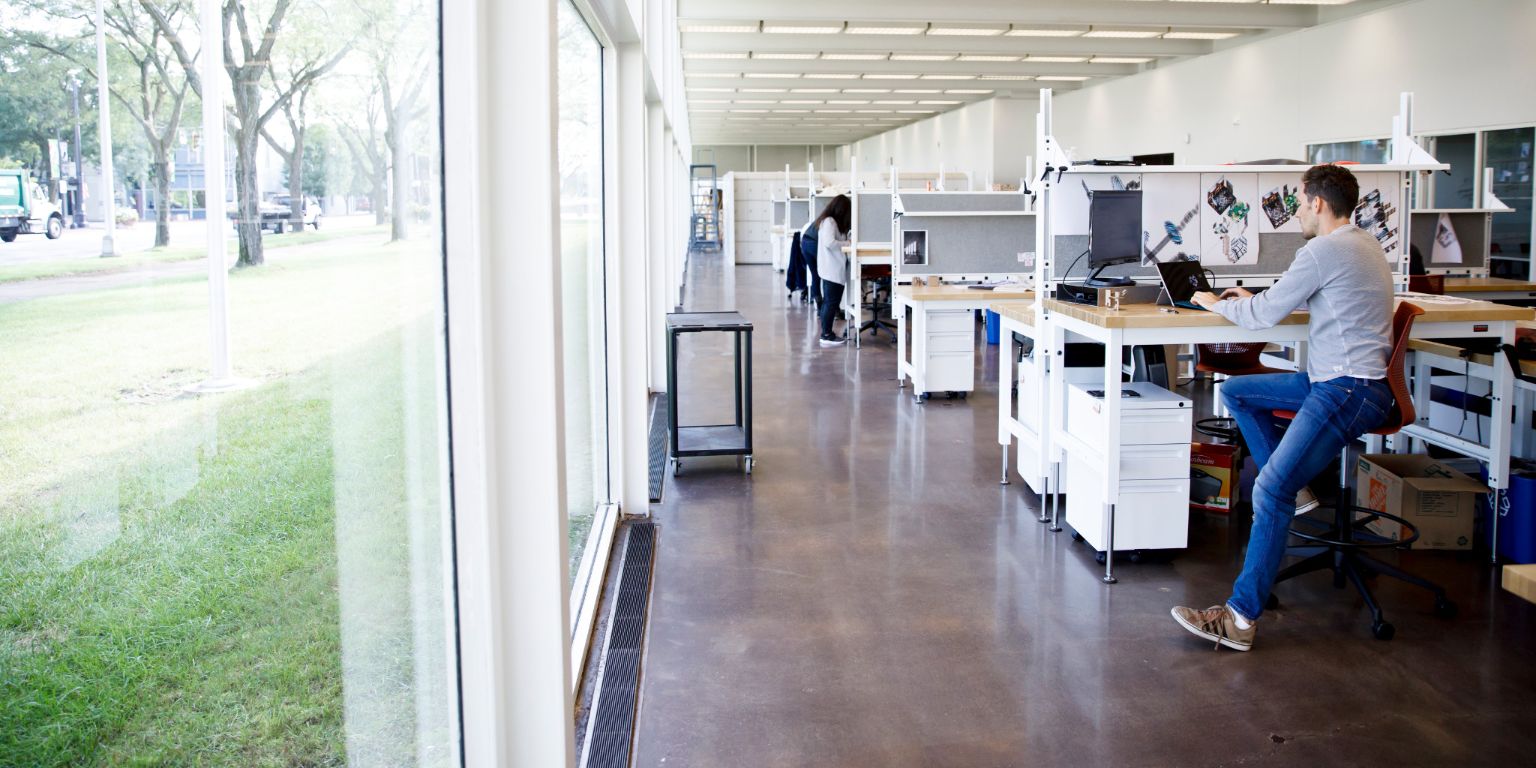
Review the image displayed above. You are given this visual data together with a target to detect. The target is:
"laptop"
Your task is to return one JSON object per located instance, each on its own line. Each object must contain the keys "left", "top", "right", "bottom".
{"left": 1155, "top": 260, "right": 1214, "bottom": 311}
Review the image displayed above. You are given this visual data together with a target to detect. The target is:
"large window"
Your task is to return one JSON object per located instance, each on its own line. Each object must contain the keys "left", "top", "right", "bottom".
{"left": 1307, "top": 138, "right": 1391, "bottom": 165}
{"left": 1485, "top": 127, "right": 1534, "bottom": 279}
{"left": 558, "top": 1, "right": 610, "bottom": 586}
{"left": 0, "top": 1, "right": 454, "bottom": 764}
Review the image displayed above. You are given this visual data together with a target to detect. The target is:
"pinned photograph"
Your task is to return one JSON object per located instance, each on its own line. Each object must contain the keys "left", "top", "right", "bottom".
{"left": 902, "top": 230, "right": 928, "bottom": 266}
{"left": 1200, "top": 173, "right": 1260, "bottom": 266}
{"left": 1258, "top": 173, "right": 1303, "bottom": 233}
{"left": 1140, "top": 174, "right": 1201, "bottom": 265}
{"left": 1351, "top": 173, "right": 1401, "bottom": 258}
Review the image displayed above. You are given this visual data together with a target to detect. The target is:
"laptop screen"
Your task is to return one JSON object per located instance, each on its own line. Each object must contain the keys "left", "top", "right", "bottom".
{"left": 1155, "top": 260, "right": 1211, "bottom": 303}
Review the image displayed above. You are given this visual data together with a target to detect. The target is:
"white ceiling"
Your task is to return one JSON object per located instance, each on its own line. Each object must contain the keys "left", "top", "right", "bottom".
{"left": 679, "top": 0, "right": 1382, "bottom": 147}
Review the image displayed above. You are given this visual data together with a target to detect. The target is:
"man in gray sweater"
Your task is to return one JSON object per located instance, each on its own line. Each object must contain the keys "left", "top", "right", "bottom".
{"left": 1172, "top": 164, "right": 1395, "bottom": 651}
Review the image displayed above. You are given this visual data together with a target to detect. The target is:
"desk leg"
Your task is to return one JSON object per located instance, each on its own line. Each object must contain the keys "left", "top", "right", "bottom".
{"left": 1488, "top": 321, "right": 1517, "bottom": 565}
{"left": 1000, "top": 327, "right": 1016, "bottom": 485}
{"left": 896, "top": 301, "right": 908, "bottom": 388}
{"left": 1102, "top": 329, "right": 1125, "bottom": 585}
{"left": 1048, "top": 463, "right": 1062, "bottom": 531}
{"left": 1102, "top": 504, "right": 1118, "bottom": 584}
{"left": 1000, "top": 445, "right": 1010, "bottom": 485}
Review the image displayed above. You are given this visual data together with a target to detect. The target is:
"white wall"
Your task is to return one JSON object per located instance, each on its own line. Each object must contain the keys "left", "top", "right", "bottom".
{"left": 1052, "top": 0, "right": 1536, "bottom": 163}
{"left": 691, "top": 145, "right": 843, "bottom": 173}
{"left": 841, "top": 96, "right": 1039, "bottom": 188}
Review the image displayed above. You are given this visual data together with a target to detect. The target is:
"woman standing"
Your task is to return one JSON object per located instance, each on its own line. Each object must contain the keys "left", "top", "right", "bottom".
{"left": 812, "top": 194, "right": 852, "bottom": 346}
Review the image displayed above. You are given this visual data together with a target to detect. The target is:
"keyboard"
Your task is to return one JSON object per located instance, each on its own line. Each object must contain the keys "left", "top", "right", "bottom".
{"left": 1174, "top": 300, "right": 1209, "bottom": 311}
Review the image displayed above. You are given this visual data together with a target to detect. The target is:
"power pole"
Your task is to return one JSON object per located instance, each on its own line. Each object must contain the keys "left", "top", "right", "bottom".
{"left": 95, "top": 0, "right": 117, "bottom": 256}
{"left": 71, "top": 76, "right": 85, "bottom": 229}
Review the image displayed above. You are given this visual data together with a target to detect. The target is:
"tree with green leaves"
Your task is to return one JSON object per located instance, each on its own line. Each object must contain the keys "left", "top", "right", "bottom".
{"left": 142, "top": 0, "right": 355, "bottom": 267}
{"left": 0, "top": 31, "right": 98, "bottom": 189}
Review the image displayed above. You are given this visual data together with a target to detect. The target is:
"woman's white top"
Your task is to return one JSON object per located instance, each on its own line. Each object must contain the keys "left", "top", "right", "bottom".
{"left": 816, "top": 218, "right": 850, "bottom": 285}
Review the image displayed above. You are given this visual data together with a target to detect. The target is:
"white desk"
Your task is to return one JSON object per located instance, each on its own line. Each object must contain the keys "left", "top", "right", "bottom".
{"left": 1443, "top": 277, "right": 1536, "bottom": 303}
{"left": 1407, "top": 323, "right": 1536, "bottom": 460}
{"left": 993, "top": 301, "right": 1062, "bottom": 527}
{"left": 840, "top": 244, "right": 896, "bottom": 347}
{"left": 1043, "top": 297, "right": 1534, "bottom": 584}
{"left": 893, "top": 284, "right": 1033, "bottom": 401}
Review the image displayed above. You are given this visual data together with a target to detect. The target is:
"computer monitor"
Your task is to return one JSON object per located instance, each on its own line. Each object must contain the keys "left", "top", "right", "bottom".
{"left": 1086, "top": 189, "right": 1143, "bottom": 287}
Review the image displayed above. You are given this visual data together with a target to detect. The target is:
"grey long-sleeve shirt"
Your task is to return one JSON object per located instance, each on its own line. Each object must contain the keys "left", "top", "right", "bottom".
{"left": 1212, "top": 225, "right": 1393, "bottom": 382}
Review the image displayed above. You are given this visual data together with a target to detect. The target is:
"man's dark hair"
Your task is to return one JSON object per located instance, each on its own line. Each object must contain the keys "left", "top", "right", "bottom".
{"left": 1301, "top": 164, "right": 1360, "bottom": 218}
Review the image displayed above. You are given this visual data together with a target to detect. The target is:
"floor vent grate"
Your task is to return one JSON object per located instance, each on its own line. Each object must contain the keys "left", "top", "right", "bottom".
{"left": 648, "top": 394, "right": 669, "bottom": 503}
{"left": 581, "top": 522, "right": 656, "bottom": 768}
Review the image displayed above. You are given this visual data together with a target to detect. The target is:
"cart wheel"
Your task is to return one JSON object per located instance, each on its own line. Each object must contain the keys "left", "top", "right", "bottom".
{"left": 1071, "top": 531, "right": 1084, "bottom": 543}
{"left": 958, "top": 391, "right": 968, "bottom": 400}
{"left": 743, "top": 457, "right": 754, "bottom": 475}
{"left": 672, "top": 459, "right": 682, "bottom": 477}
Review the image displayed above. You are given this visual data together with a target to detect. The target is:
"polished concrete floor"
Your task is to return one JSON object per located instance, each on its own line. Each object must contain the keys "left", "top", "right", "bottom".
{"left": 632, "top": 252, "right": 1536, "bottom": 767}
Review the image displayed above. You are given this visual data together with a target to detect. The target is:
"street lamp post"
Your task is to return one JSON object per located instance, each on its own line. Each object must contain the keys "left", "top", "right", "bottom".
{"left": 70, "top": 76, "right": 85, "bottom": 229}
{"left": 95, "top": 0, "right": 117, "bottom": 257}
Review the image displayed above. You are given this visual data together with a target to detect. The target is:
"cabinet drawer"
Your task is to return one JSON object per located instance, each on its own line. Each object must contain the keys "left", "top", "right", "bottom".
{"left": 1120, "top": 443, "right": 1192, "bottom": 481}
{"left": 925, "top": 309, "right": 974, "bottom": 335}
{"left": 925, "top": 332, "right": 974, "bottom": 354}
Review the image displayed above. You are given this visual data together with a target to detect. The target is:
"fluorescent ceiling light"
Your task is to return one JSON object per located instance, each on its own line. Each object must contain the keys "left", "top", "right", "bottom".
{"left": 927, "top": 24, "right": 1008, "bottom": 36}
{"left": 763, "top": 22, "right": 844, "bottom": 34}
{"left": 856, "top": 109, "right": 894, "bottom": 113}
{"left": 816, "top": 109, "right": 853, "bottom": 113}
{"left": 874, "top": 100, "right": 917, "bottom": 105}
{"left": 687, "top": 87, "right": 735, "bottom": 92}
{"left": 773, "top": 109, "right": 812, "bottom": 113}
{"left": 899, "top": 109, "right": 936, "bottom": 114}
{"left": 1091, "top": 56, "right": 1154, "bottom": 64}
{"left": 945, "top": 89, "right": 994, "bottom": 94}
{"left": 919, "top": 100, "right": 961, "bottom": 105}
{"left": 822, "top": 53, "right": 888, "bottom": 61}
{"left": 1005, "top": 27, "right": 1087, "bottom": 37}
{"left": 744, "top": 72, "right": 801, "bottom": 78}
{"left": 790, "top": 88, "right": 838, "bottom": 93}
{"left": 754, "top": 52, "right": 820, "bottom": 60}
{"left": 691, "top": 109, "right": 725, "bottom": 113}
{"left": 828, "top": 99, "right": 871, "bottom": 104}
{"left": 740, "top": 87, "right": 788, "bottom": 93}
{"left": 890, "top": 54, "right": 957, "bottom": 61}
{"left": 803, "top": 73, "right": 849, "bottom": 79}
{"left": 684, "top": 52, "right": 749, "bottom": 60}
{"left": 863, "top": 73, "right": 918, "bottom": 80}
{"left": 730, "top": 108, "right": 769, "bottom": 113}
{"left": 1084, "top": 28, "right": 1163, "bottom": 38}
{"left": 736, "top": 99, "right": 776, "bottom": 104}
{"left": 979, "top": 74, "right": 1035, "bottom": 81}
{"left": 845, "top": 23, "right": 926, "bottom": 35}
{"left": 681, "top": 23, "right": 758, "bottom": 34}
{"left": 956, "top": 54, "right": 1021, "bottom": 62}
{"left": 919, "top": 74, "right": 976, "bottom": 80}
{"left": 1027, "top": 56, "right": 1087, "bottom": 63}
{"left": 1163, "top": 30, "right": 1243, "bottom": 40}
{"left": 842, "top": 88, "right": 891, "bottom": 93}
{"left": 781, "top": 100, "right": 823, "bottom": 104}
{"left": 690, "top": 99, "right": 731, "bottom": 104}
{"left": 893, "top": 89, "right": 940, "bottom": 94}
{"left": 1036, "top": 75, "right": 1090, "bottom": 81}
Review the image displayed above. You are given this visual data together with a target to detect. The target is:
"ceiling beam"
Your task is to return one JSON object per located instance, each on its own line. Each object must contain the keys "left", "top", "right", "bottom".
{"left": 677, "top": 0, "right": 1318, "bottom": 30}
{"left": 685, "top": 59, "right": 1134, "bottom": 77}
{"left": 682, "top": 31, "right": 1211, "bottom": 58}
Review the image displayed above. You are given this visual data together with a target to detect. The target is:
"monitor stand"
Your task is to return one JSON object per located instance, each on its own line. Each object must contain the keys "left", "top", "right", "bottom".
{"left": 1083, "top": 263, "right": 1135, "bottom": 287}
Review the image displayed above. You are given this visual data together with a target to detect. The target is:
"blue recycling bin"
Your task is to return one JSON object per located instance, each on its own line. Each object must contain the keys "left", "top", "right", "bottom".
{"left": 984, "top": 310, "right": 1000, "bottom": 345}
{"left": 1483, "top": 465, "right": 1536, "bottom": 564}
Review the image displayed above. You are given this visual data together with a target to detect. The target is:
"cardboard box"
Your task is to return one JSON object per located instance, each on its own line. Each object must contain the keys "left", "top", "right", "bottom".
{"left": 1190, "top": 442, "right": 1239, "bottom": 513}
{"left": 1355, "top": 454, "right": 1487, "bottom": 550}
{"left": 1503, "top": 565, "right": 1536, "bottom": 605}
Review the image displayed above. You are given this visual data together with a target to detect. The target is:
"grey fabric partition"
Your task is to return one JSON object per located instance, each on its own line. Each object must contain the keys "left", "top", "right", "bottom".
{"left": 897, "top": 193, "right": 1034, "bottom": 276}
{"left": 855, "top": 192, "right": 892, "bottom": 242}
{"left": 1410, "top": 211, "right": 1490, "bottom": 273}
{"left": 787, "top": 200, "right": 810, "bottom": 230}
{"left": 1053, "top": 233, "right": 1312, "bottom": 283}
{"left": 772, "top": 200, "right": 786, "bottom": 225}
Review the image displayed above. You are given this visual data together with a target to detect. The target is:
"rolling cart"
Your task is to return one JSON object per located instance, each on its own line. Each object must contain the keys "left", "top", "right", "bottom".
{"left": 667, "top": 311, "right": 754, "bottom": 475}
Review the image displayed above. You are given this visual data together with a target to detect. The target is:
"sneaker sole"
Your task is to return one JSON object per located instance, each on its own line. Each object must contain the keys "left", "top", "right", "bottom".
{"left": 1170, "top": 607, "right": 1252, "bottom": 652}
{"left": 1295, "top": 498, "right": 1321, "bottom": 516}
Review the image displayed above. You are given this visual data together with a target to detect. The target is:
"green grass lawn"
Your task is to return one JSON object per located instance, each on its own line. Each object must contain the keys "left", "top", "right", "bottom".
{"left": 0, "top": 231, "right": 453, "bottom": 766}
{"left": 0, "top": 224, "right": 391, "bottom": 284}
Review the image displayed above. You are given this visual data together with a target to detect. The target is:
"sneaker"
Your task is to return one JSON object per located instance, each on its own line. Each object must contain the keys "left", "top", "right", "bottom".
{"left": 818, "top": 335, "right": 846, "bottom": 347}
{"left": 1295, "top": 486, "right": 1320, "bottom": 516}
{"left": 1171, "top": 604, "right": 1255, "bottom": 651}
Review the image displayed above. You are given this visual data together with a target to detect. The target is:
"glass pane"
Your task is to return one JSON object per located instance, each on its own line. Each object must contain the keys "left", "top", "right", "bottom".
{"left": 557, "top": 0, "right": 609, "bottom": 582}
{"left": 1306, "top": 138, "right": 1390, "bottom": 164}
{"left": 1433, "top": 134, "right": 1477, "bottom": 208}
{"left": 0, "top": 1, "right": 455, "bottom": 764}
{"left": 1484, "top": 127, "right": 1534, "bottom": 278}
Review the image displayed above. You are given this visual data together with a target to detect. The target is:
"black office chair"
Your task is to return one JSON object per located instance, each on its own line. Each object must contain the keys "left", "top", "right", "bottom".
{"left": 1266, "top": 302, "right": 1457, "bottom": 640}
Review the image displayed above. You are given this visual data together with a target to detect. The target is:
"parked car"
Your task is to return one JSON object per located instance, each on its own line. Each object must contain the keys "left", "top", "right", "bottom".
{"left": 0, "top": 170, "right": 65, "bottom": 243}
{"left": 258, "top": 194, "right": 322, "bottom": 233}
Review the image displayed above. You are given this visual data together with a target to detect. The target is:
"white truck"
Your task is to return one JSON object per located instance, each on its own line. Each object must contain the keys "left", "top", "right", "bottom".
{"left": 0, "top": 169, "right": 65, "bottom": 242}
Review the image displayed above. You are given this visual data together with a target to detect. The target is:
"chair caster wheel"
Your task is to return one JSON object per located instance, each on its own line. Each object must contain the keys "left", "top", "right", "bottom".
{"left": 1265, "top": 594, "right": 1280, "bottom": 611}
{"left": 919, "top": 392, "right": 931, "bottom": 401}
{"left": 1094, "top": 551, "right": 1107, "bottom": 565}
{"left": 1371, "top": 620, "right": 1396, "bottom": 641}
{"left": 957, "top": 392, "right": 968, "bottom": 400}
{"left": 1434, "top": 598, "right": 1458, "bottom": 619}
{"left": 1071, "top": 531, "right": 1084, "bottom": 542}
{"left": 1128, "top": 551, "right": 1144, "bottom": 565}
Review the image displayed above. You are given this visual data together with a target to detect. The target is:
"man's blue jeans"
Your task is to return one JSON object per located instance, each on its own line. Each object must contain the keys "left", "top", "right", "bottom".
{"left": 1220, "top": 373, "right": 1392, "bottom": 621}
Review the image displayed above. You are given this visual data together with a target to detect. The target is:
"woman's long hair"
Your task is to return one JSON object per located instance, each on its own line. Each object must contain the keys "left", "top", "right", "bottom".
{"left": 812, "top": 194, "right": 852, "bottom": 238}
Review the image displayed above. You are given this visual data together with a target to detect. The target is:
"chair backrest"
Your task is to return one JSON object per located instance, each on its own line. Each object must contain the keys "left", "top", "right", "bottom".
{"left": 1196, "top": 342, "right": 1269, "bottom": 372}
{"left": 1408, "top": 274, "right": 1445, "bottom": 295}
{"left": 1379, "top": 301, "right": 1425, "bottom": 433}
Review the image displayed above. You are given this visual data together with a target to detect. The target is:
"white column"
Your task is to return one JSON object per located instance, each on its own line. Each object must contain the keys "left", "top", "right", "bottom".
{"left": 615, "top": 44, "right": 650, "bottom": 516}
{"left": 95, "top": 0, "right": 116, "bottom": 256}
{"left": 646, "top": 103, "right": 669, "bottom": 392}
{"left": 442, "top": 0, "right": 574, "bottom": 765}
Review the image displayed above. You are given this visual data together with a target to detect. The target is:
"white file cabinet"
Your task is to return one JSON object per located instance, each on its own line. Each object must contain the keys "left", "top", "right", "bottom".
{"left": 912, "top": 308, "right": 975, "bottom": 397}
{"left": 1063, "top": 381, "right": 1193, "bottom": 557}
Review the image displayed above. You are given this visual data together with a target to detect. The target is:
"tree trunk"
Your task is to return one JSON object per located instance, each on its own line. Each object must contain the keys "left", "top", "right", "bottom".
{"left": 372, "top": 160, "right": 387, "bottom": 226}
{"left": 288, "top": 128, "right": 305, "bottom": 230}
{"left": 234, "top": 126, "right": 265, "bottom": 267}
{"left": 387, "top": 105, "right": 409, "bottom": 241}
{"left": 152, "top": 156, "right": 172, "bottom": 248}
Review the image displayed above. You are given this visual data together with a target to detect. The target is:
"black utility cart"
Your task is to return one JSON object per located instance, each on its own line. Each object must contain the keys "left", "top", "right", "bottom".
{"left": 666, "top": 311, "right": 754, "bottom": 475}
